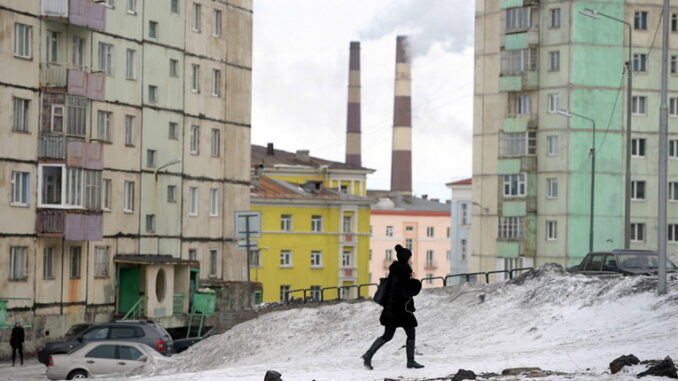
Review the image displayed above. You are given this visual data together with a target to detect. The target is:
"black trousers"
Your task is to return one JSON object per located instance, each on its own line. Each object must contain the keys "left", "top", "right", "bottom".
{"left": 380, "top": 325, "right": 415, "bottom": 342}
{"left": 12, "top": 344, "right": 23, "bottom": 365}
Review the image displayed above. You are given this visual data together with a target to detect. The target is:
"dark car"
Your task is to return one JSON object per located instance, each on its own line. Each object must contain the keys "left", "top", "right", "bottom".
{"left": 571, "top": 249, "right": 678, "bottom": 275}
{"left": 38, "top": 320, "right": 173, "bottom": 366}
{"left": 170, "top": 326, "right": 215, "bottom": 354}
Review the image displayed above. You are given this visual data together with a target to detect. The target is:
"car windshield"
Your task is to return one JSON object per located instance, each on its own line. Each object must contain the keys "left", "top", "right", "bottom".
{"left": 65, "top": 324, "right": 90, "bottom": 337}
{"left": 617, "top": 254, "right": 678, "bottom": 270}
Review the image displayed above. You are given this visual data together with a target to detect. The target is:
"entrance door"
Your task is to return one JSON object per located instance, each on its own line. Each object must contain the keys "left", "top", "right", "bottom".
{"left": 189, "top": 268, "right": 199, "bottom": 311}
{"left": 118, "top": 267, "right": 140, "bottom": 314}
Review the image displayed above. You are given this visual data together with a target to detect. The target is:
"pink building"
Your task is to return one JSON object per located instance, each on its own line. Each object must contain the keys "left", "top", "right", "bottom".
{"left": 369, "top": 193, "right": 452, "bottom": 288}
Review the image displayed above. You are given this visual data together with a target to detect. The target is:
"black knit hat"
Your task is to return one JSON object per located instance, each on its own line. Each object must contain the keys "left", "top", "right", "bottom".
{"left": 395, "top": 244, "right": 412, "bottom": 263}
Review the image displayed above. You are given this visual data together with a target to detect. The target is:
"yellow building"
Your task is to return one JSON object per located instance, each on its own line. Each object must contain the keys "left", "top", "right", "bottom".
{"left": 250, "top": 144, "right": 374, "bottom": 303}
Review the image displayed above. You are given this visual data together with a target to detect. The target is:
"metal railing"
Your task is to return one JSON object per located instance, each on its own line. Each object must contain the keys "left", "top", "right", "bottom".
{"left": 121, "top": 296, "right": 146, "bottom": 320}
{"left": 38, "top": 135, "right": 66, "bottom": 159}
{"left": 172, "top": 293, "right": 185, "bottom": 316}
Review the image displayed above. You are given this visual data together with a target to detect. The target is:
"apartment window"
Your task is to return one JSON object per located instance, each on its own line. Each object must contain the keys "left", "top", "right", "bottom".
{"left": 342, "top": 250, "right": 352, "bottom": 268}
{"left": 12, "top": 97, "right": 29, "bottom": 132}
{"left": 426, "top": 227, "right": 434, "bottom": 237}
{"left": 43, "top": 247, "right": 54, "bottom": 279}
{"left": 670, "top": 98, "right": 678, "bottom": 116}
{"left": 168, "top": 122, "right": 178, "bottom": 140}
{"left": 39, "top": 165, "right": 61, "bottom": 206}
{"left": 83, "top": 170, "right": 101, "bottom": 210}
{"left": 547, "top": 178, "right": 558, "bottom": 199}
{"left": 97, "top": 111, "right": 112, "bottom": 142}
{"left": 11, "top": 171, "right": 30, "bottom": 206}
{"left": 94, "top": 246, "right": 109, "bottom": 277}
{"left": 498, "top": 217, "right": 523, "bottom": 240}
{"left": 49, "top": 105, "right": 64, "bottom": 133}
{"left": 386, "top": 226, "right": 393, "bottom": 237}
{"left": 405, "top": 238, "right": 413, "bottom": 250}
{"left": 127, "top": 0, "right": 136, "bottom": 14}
{"left": 340, "top": 184, "right": 348, "bottom": 193}
{"left": 634, "top": 11, "right": 648, "bottom": 30}
{"left": 39, "top": 165, "right": 89, "bottom": 208}
{"left": 123, "top": 180, "right": 134, "bottom": 212}
{"left": 669, "top": 182, "right": 678, "bottom": 201}
{"left": 460, "top": 239, "right": 468, "bottom": 260}
{"left": 148, "top": 21, "right": 158, "bottom": 38}
{"left": 102, "top": 178, "right": 111, "bottom": 210}
{"left": 343, "top": 215, "right": 353, "bottom": 232}
{"left": 280, "top": 285, "right": 291, "bottom": 302}
{"left": 548, "top": 93, "right": 559, "bottom": 113}
{"left": 426, "top": 250, "right": 435, "bottom": 268}
{"left": 631, "top": 223, "right": 645, "bottom": 242}
{"left": 14, "top": 23, "right": 32, "bottom": 58}
{"left": 210, "top": 129, "right": 220, "bottom": 157}
{"left": 281, "top": 214, "right": 292, "bottom": 231}
{"left": 670, "top": 140, "right": 678, "bottom": 158}
{"left": 545, "top": 220, "right": 558, "bottom": 241}
{"left": 461, "top": 203, "right": 469, "bottom": 225}
{"left": 631, "top": 180, "right": 646, "bottom": 200}
{"left": 503, "top": 173, "right": 527, "bottom": 197}
{"left": 547, "top": 135, "right": 559, "bottom": 156}
{"left": 171, "top": 0, "right": 179, "bottom": 13}
{"left": 72, "top": 37, "right": 84, "bottom": 67}
{"left": 188, "top": 248, "right": 197, "bottom": 261}
{"left": 506, "top": 7, "right": 530, "bottom": 31}
{"left": 672, "top": 56, "right": 678, "bottom": 74}
{"left": 167, "top": 185, "right": 177, "bottom": 202}
{"left": 516, "top": 95, "right": 531, "bottom": 115}
{"left": 70, "top": 246, "right": 81, "bottom": 278}
{"left": 670, "top": 225, "right": 678, "bottom": 242}
{"left": 209, "top": 249, "right": 217, "bottom": 275}
{"left": 405, "top": 226, "right": 413, "bottom": 232}
{"left": 500, "top": 48, "right": 537, "bottom": 75}
{"left": 280, "top": 250, "right": 292, "bottom": 267}
{"left": 633, "top": 53, "right": 648, "bottom": 73}
{"left": 249, "top": 249, "right": 260, "bottom": 267}
{"left": 46, "top": 30, "right": 59, "bottom": 63}
{"left": 500, "top": 131, "right": 536, "bottom": 156}
{"left": 548, "top": 51, "right": 560, "bottom": 71}
{"left": 9, "top": 247, "right": 27, "bottom": 280}
{"left": 125, "top": 115, "right": 134, "bottom": 146}
{"left": 98, "top": 42, "right": 113, "bottom": 75}
{"left": 213, "top": 9, "right": 222, "bottom": 37}
{"left": 191, "top": 64, "right": 201, "bottom": 92}
{"left": 550, "top": 8, "right": 561, "bottom": 28}
{"left": 189, "top": 187, "right": 198, "bottom": 215}
{"left": 190, "top": 125, "right": 200, "bottom": 154}
{"left": 192, "top": 3, "right": 202, "bottom": 32}
{"left": 169, "top": 58, "right": 179, "bottom": 77}
{"left": 385, "top": 249, "right": 393, "bottom": 260}
{"left": 673, "top": 13, "right": 678, "bottom": 32}
{"left": 632, "top": 96, "right": 647, "bottom": 115}
{"left": 146, "top": 149, "right": 156, "bottom": 168}
{"left": 209, "top": 188, "right": 219, "bottom": 216}
{"left": 310, "top": 251, "right": 322, "bottom": 267}
{"left": 311, "top": 215, "right": 322, "bottom": 232}
{"left": 148, "top": 85, "right": 158, "bottom": 103}
{"left": 212, "top": 69, "right": 221, "bottom": 97}
{"left": 66, "top": 95, "right": 86, "bottom": 136}
{"left": 631, "top": 138, "right": 646, "bottom": 157}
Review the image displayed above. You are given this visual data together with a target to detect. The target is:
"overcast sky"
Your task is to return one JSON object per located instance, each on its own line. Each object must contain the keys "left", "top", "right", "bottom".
{"left": 251, "top": 0, "right": 475, "bottom": 200}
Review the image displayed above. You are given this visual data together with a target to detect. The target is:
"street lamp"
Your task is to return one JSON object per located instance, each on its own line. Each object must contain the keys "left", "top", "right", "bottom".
{"left": 579, "top": 7, "right": 632, "bottom": 249}
{"left": 558, "top": 109, "right": 596, "bottom": 253}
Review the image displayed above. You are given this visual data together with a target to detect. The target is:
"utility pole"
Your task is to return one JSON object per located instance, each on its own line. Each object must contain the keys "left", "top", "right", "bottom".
{"left": 658, "top": 0, "right": 669, "bottom": 295}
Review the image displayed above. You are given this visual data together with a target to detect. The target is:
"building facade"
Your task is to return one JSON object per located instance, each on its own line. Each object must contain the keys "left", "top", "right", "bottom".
{"left": 0, "top": 0, "right": 252, "bottom": 354}
{"left": 447, "top": 178, "right": 472, "bottom": 280}
{"left": 473, "top": 0, "right": 678, "bottom": 274}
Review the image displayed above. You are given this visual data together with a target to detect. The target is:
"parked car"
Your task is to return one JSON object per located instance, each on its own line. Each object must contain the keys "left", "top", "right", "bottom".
{"left": 570, "top": 249, "right": 678, "bottom": 275}
{"left": 38, "top": 320, "right": 173, "bottom": 365}
{"left": 171, "top": 325, "right": 215, "bottom": 354}
{"left": 63, "top": 324, "right": 92, "bottom": 339}
{"left": 46, "top": 340, "right": 164, "bottom": 380}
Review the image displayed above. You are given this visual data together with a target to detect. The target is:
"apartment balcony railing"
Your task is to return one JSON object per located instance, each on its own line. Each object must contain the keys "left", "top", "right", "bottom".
{"left": 499, "top": 71, "right": 539, "bottom": 92}
{"left": 36, "top": 210, "right": 103, "bottom": 241}
{"left": 36, "top": 209, "right": 65, "bottom": 236}
{"left": 38, "top": 135, "right": 66, "bottom": 160}
{"left": 40, "top": 62, "right": 105, "bottom": 100}
{"left": 41, "top": 0, "right": 105, "bottom": 31}
{"left": 41, "top": 0, "right": 68, "bottom": 17}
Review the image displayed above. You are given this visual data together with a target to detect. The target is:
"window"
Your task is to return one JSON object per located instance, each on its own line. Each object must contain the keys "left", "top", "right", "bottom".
{"left": 169, "top": 58, "right": 179, "bottom": 77}
{"left": 146, "top": 149, "right": 156, "bottom": 167}
{"left": 500, "top": 48, "right": 537, "bottom": 75}
{"left": 191, "top": 64, "right": 200, "bottom": 92}
{"left": 633, "top": 53, "right": 647, "bottom": 72}
{"left": 311, "top": 215, "right": 322, "bottom": 232}
{"left": 119, "top": 345, "right": 144, "bottom": 360}
{"left": 188, "top": 248, "right": 197, "bottom": 261}
{"left": 212, "top": 69, "right": 221, "bottom": 97}
{"left": 672, "top": 56, "right": 677, "bottom": 74}
{"left": 50, "top": 105, "right": 64, "bottom": 132}
{"left": 125, "top": 115, "right": 134, "bottom": 146}
{"left": 192, "top": 3, "right": 202, "bottom": 32}
{"left": 190, "top": 125, "right": 199, "bottom": 154}
{"left": 70, "top": 246, "right": 81, "bottom": 278}
{"left": 171, "top": 0, "right": 179, "bottom": 13}
{"left": 12, "top": 97, "right": 29, "bottom": 132}
{"left": 502, "top": 173, "right": 527, "bottom": 197}
{"left": 94, "top": 246, "right": 109, "bottom": 277}
{"left": 340, "top": 184, "right": 348, "bottom": 193}
{"left": 547, "top": 135, "right": 559, "bottom": 156}
{"left": 673, "top": 13, "right": 678, "bottom": 32}
{"left": 280, "top": 285, "right": 291, "bottom": 302}
{"left": 83, "top": 170, "right": 101, "bottom": 209}
{"left": 631, "top": 138, "right": 646, "bottom": 157}
{"left": 127, "top": 0, "right": 136, "bottom": 13}
{"left": 148, "top": 85, "right": 158, "bottom": 103}
{"left": 385, "top": 249, "right": 393, "bottom": 260}
{"left": 634, "top": 11, "right": 648, "bottom": 30}
{"left": 209, "top": 249, "right": 217, "bottom": 275}
{"left": 11, "top": 171, "right": 30, "bottom": 206}
{"left": 46, "top": 30, "right": 59, "bottom": 63}
{"left": 97, "top": 111, "right": 112, "bottom": 142}
{"left": 123, "top": 180, "right": 134, "bottom": 212}
{"left": 167, "top": 185, "right": 177, "bottom": 202}
{"left": 669, "top": 182, "right": 678, "bottom": 201}
{"left": 209, "top": 188, "right": 219, "bottom": 216}
{"left": 460, "top": 239, "right": 467, "bottom": 260}
{"left": 461, "top": 203, "right": 469, "bottom": 225}
{"left": 506, "top": 7, "right": 530, "bottom": 31}
{"left": 98, "top": 43, "right": 113, "bottom": 75}
{"left": 39, "top": 165, "right": 91, "bottom": 208}
{"left": 43, "top": 247, "right": 54, "bottom": 279}
{"left": 280, "top": 250, "right": 292, "bottom": 267}
{"left": 343, "top": 215, "right": 353, "bottom": 232}
{"left": 211, "top": 129, "right": 220, "bottom": 157}
{"left": 426, "top": 250, "right": 434, "bottom": 268}
{"left": 632, "top": 96, "right": 647, "bottom": 115}
{"left": 546, "top": 220, "right": 557, "bottom": 241}
{"left": 213, "top": 9, "right": 222, "bottom": 37}
{"left": 189, "top": 186, "right": 198, "bottom": 215}
{"left": 548, "top": 93, "right": 559, "bottom": 113}
{"left": 14, "top": 23, "right": 31, "bottom": 58}
{"left": 670, "top": 140, "right": 678, "bottom": 158}
{"left": 281, "top": 214, "right": 292, "bottom": 231}
{"left": 66, "top": 95, "right": 87, "bottom": 136}
{"left": 516, "top": 95, "right": 531, "bottom": 115}
{"left": 631, "top": 180, "right": 646, "bottom": 200}
{"left": 310, "top": 251, "right": 322, "bottom": 267}
{"left": 9, "top": 246, "right": 27, "bottom": 280}
{"left": 249, "top": 249, "right": 260, "bottom": 267}
{"left": 671, "top": 98, "right": 678, "bottom": 116}
{"left": 386, "top": 226, "right": 393, "bottom": 237}
{"left": 168, "top": 122, "right": 178, "bottom": 140}
{"left": 148, "top": 21, "right": 158, "bottom": 38}
{"left": 405, "top": 226, "right": 414, "bottom": 232}
{"left": 447, "top": 227, "right": 451, "bottom": 237}
{"left": 498, "top": 217, "right": 523, "bottom": 240}
{"left": 550, "top": 8, "right": 561, "bottom": 28}
{"left": 341, "top": 250, "right": 352, "bottom": 267}
{"left": 426, "top": 227, "right": 434, "bottom": 237}
{"left": 631, "top": 223, "right": 645, "bottom": 242}
{"left": 405, "top": 238, "right": 413, "bottom": 250}
{"left": 670, "top": 224, "right": 678, "bottom": 242}
{"left": 548, "top": 51, "right": 560, "bottom": 71}
{"left": 102, "top": 178, "right": 111, "bottom": 210}
{"left": 547, "top": 178, "right": 558, "bottom": 199}
{"left": 499, "top": 131, "right": 536, "bottom": 156}
{"left": 72, "top": 37, "right": 84, "bottom": 67}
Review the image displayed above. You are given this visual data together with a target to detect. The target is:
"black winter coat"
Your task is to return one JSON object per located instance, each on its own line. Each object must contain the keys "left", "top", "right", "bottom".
{"left": 10, "top": 326, "right": 24, "bottom": 348}
{"left": 379, "top": 261, "right": 422, "bottom": 328}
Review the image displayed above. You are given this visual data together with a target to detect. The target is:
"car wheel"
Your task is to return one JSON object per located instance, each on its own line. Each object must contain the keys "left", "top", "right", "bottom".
{"left": 67, "top": 369, "right": 88, "bottom": 379}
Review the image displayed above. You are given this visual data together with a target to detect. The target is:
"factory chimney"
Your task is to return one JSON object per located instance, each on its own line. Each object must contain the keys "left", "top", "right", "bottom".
{"left": 345, "top": 41, "right": 362, "bottom": 167}
{"left": 390, "top": 35, "right": 412, "bottom": 195}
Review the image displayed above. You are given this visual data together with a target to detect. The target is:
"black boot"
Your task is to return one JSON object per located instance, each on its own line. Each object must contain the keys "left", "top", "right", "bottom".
{"left": 361, "top": 337, "right": 386, "bottom": 370}
{"left": 406, "top": 339, "right": 424, "bottom": 369}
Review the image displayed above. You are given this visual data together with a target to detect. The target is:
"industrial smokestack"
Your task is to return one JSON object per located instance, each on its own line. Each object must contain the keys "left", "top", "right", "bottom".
{"left": 345, "top": 41, "right": 362, "bottom": 167}
{"left": 390, "top": 35, "right": 412, "bottom": 194}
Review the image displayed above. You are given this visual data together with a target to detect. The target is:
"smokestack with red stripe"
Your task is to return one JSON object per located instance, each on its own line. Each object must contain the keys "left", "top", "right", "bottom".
{"left": 390, "top": 35, "right": 412, "bottom": 194}
{"left": 345, "top": 41, "right": 362, "bottom": 167}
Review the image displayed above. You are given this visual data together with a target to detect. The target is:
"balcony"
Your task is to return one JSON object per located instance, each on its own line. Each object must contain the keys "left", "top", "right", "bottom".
{"left": 503, "top": 114, "right": 537, "bottom": 132}
{"left": 40, "top": 63, "right": 105, "bottom": 101}
{"left": 499, "top": 72, "right": 538, "bottom": 92}
{"left": 36, "top": 209, "right": 65, "bottom": 236}
{"left": 36, "top": 209, "right": 102, "bottom": 241}
{"left": 38, "top": 135, "right": 66, "bottom": 160}
{"left": 41, "top": 0, "right": 105, "bottom": 31}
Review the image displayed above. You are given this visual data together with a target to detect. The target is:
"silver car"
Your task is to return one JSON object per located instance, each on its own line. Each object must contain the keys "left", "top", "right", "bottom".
{"left": 46, "top": 340, "right": 163, "bottom": 380}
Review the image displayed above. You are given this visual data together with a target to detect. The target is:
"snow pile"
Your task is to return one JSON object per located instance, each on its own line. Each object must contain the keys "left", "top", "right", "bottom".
{"left": 131, "top": 265, "right": 678, "bottom": 381}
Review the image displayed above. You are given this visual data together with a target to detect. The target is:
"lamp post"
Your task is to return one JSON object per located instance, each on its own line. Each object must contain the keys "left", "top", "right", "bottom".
{"left": 558, "top": 110, "right": 596, "bottom": 253}
{"left": 579, "top": 8, "right": 632, "bottom": 249}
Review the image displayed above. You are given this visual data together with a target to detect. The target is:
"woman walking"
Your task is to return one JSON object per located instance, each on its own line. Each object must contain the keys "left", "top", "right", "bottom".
{"left": 362, "top": 244, "right": 423, "bottom": 370}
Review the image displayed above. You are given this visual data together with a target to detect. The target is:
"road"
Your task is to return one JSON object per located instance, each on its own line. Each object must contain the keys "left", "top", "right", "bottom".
{"left": 1, "top": 359, "right": 47, "bottom": 380}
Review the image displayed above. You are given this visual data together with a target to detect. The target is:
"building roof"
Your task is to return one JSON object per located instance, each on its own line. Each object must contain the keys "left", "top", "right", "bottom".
{"left": 251, "top": 144, "right": 373, "bottom": 172}
{"left": 251, "top": 176, "right": 372, "bottom": 203}
{"left": 446, "top": 178, "right": 472, "bottom": 186}
{"left": 367, "top": 191, "right": 450, "bottom": 214}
